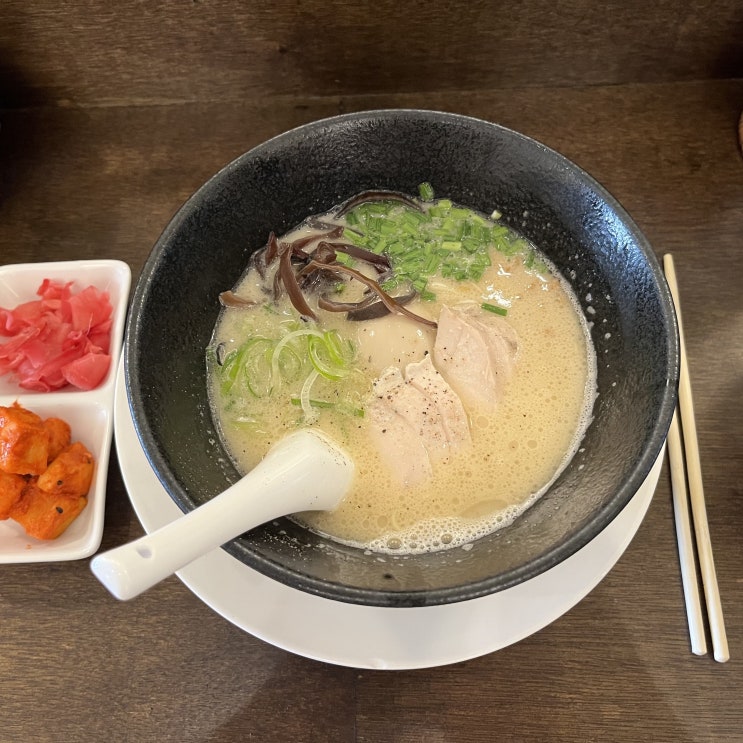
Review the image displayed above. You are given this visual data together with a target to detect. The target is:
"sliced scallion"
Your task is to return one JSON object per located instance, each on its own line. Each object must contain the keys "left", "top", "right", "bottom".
{"left": 341, "top": 187, "right": 532, "bottom": 300}
{"left": 218, "top": 320, "right": 360, "bottom": 425}
{"left": 418, "top": 181, "right": 435, "bottom": 201}
{"left": 481, "top": 302, "right": 509, "bottom": 317}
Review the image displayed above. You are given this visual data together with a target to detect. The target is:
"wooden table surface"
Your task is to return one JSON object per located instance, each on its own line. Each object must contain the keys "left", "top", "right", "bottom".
{"left": 1, "top": 3, "right": 742, "bottom": 741}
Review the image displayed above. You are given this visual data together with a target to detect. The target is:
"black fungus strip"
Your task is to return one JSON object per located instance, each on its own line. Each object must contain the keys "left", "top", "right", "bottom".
{"left": 279, "top": 241, "right": 319, "bottom": 321}
{"left": 347, "top": 290, "right": 417, "bottom": 321}
{"left": 306, "top": 260, "right": 436, "bottom": 329}
{"left": 263, "top": 232, "right": 280, "bottom": 265}
{"left": 319, "top": 241, "right": 391, "bottom": 272}
{"left": 317, "top": 293, "right": 379, "bottom": 313}
{"left": 219, "top": 291, "right": 258, "bottom": 308}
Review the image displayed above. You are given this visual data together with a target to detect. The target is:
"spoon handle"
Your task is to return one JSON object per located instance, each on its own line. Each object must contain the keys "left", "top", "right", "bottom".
{"left": 91, "top": 429, "right": 353, "bottom": 600}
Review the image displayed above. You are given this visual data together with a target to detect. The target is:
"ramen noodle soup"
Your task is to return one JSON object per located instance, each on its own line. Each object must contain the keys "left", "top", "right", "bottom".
{"left": 207, "top": 188, "right": 596, "bottom": 555}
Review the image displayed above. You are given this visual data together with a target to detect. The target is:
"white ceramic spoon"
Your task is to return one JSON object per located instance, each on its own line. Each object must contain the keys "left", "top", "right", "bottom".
{"left": 91, "top": 428, "right": 354, "bottom": 600}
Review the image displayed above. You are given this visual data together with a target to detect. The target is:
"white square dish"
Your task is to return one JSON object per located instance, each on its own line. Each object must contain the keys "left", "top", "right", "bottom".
{"left": 0, "top": 260, "right": 131, "bottom": 562}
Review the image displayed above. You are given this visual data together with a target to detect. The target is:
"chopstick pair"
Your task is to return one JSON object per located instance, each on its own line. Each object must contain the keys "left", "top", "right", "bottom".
{"left": 663, "top": 254, "right": 729, "bottom": 663}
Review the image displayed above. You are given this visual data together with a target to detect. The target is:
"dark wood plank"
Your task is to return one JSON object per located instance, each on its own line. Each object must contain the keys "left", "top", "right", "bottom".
{"left": 355, "top": 514, "right": 741, "bottom": 742}
{"left": 1, "top": 0, "right": 742, "bottom": 107}
{"left": 0, "top": 563, "right": 357, "bottom": 741}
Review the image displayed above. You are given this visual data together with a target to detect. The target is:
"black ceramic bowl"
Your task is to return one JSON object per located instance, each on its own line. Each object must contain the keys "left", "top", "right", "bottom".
{"left": 125, "top": 110, "right": 678, "bottom": 607}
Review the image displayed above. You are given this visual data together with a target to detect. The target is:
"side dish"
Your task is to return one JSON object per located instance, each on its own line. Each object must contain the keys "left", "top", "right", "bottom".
{"left": 0, "top": 278, "right": 114, "bottom": 391}
{"left": 0, "top": 402, "right": 94, "bottom": 539}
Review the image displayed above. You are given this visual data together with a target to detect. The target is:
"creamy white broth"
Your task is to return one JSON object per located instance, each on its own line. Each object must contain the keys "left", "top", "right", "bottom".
{"left": 207, "top": 206, "right": 596, "bottom": 554}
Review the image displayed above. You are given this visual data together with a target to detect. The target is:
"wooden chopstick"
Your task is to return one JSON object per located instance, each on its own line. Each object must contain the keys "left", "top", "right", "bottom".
{"left": 663, "top": 253, "right": 729, "bottom": 663}
{"left": 666, "top": 410, "right": 707, "bottom": 656}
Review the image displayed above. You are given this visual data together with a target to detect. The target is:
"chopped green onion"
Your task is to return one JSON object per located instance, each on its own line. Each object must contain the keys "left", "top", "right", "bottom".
{"left": 270, "top": 327, "right": 324, "bottom": 386}
{"left": 290, "top": 397, "right": 334, "bottom": 409}
{"left": 342, "top": 186, "right": 533, "bottom": 300}
{"left": 418, "top": 181, "right": 435, "bottom": 201}
{"left": 481, "top": 302, "right": 509, "bottom": 317}
{"left": 290, "top": 398, "right": 365, "bottom": 418}
{"left": 308, "top": 331, "right": 352, "bottom": 380}
{"left": 220, "top": 337, "right": 272, "bottom": 396}
{"left": 441, "top": 240, "right": 462, "bottom": 252}
{"left": 217, "top": 320, "right": 360, "bottom": 425}
{"left": 334, "top": 252, "right": 355, "bottom": 267}
{"left": 299, "top": 369, "right": 320, "bottom": 423}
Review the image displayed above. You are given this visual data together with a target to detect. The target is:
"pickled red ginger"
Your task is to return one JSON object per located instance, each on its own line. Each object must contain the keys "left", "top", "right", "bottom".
{"left": 0, "top": 279, "right": 113, "bottom": 391}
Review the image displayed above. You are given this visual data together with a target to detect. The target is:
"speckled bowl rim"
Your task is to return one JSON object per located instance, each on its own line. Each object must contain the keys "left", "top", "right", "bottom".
{"left": 125, "top": 109, "right": 679, "bottom": 606}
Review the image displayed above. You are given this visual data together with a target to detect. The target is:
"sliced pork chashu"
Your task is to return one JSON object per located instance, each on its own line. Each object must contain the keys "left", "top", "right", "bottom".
{"left": 368, "top": 356, "right": 471, "bottom": 487}
{"left": 433, "top": 304, "right": 519, "bottom": 413}
{"left": 405, "top": 356, "right": 470, "bottom": 452}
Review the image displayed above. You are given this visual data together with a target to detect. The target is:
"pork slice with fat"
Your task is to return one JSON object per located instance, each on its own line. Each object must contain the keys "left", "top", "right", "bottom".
{"left": 367, "top": 358, "right": 471, "bottom": 487}
{"left": 433, "top": 304, "right": 519, "bottom": 414}
{"left": 405, "top": 355, "right": 471, "bottom": 455}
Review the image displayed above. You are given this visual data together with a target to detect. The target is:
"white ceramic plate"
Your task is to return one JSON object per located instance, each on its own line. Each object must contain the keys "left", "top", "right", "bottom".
{"left": 113, "top": 358, "right": 663, "bottom": 669}
{"left": 0, "top": 260, "right": 131, "bottom": 562}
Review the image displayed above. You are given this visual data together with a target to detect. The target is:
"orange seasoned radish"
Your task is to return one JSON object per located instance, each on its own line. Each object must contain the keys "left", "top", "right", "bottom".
{"left": 9, "top": 482, "right": 87, "bottom": 540}
{"left": 37, "top": 441, "right": 95, "bottom": 497}
{"left": 43, "top": 417, "right": 72, "bottom": 463}
{"left": 0, "top": 403, "right": 95, "bottom": 539}
{"left": 0, "top": 470, "right": 26, "bottom": 519}
{"left": 0, "top": 404, "right": 50, "bottom": 475}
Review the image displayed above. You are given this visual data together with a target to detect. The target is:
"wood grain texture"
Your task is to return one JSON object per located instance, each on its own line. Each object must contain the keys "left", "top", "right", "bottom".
{"left": 1, "top": 0, "right": 743, "bottom": 107}
{"left": 0, "top": 6, "right": 742, "bottom": 739}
